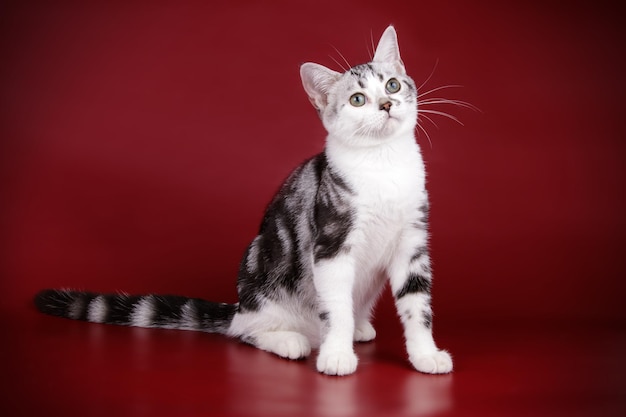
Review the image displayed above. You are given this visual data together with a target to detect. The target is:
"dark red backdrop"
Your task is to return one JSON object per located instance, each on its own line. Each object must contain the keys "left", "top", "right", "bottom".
{"left": 1, "top": 0, "right": 625, "bottom": 326}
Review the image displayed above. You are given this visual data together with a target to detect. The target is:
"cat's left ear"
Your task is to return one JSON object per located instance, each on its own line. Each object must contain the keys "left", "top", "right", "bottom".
{"left": 373, "top": 26, "right": 406, "bottom": 75}
{"left": 300, "top": 63, "right": 341, "bottom": 114}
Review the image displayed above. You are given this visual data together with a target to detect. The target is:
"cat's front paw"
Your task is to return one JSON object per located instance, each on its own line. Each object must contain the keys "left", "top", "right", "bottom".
{"left": 409, "top": 350, "right": 453, "bottom": 374}
{"left": 316, "top": 348, "right": 358, "bottom": 376}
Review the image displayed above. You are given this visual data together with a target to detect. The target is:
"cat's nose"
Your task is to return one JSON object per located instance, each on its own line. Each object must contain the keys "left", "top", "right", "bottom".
{"left": 379, "top": 101, "right": 392, "bottom": 112}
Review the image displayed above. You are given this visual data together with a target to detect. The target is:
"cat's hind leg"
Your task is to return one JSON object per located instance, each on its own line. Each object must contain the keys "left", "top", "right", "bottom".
{"left": 353, "top": 320, "right": 376, "bottom": 342}
{"left": 353, "top": 271, "right": 385, "bottom": 343}
{"left": 227, "top": 302, "right": 314, "bottom": 360}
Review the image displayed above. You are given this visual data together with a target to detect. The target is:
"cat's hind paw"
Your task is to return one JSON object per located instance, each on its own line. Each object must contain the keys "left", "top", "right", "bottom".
{"left": 354, "top": 321, "right": 376, "bottom": 342}
{"left": 254, "top": 331, "right": 312, "bottom": 360}
{"left": 409, "top": 350, "right": 453, "bottom": 374}
{"left": 316, "top": 348, "right": 358, "bottom": 376}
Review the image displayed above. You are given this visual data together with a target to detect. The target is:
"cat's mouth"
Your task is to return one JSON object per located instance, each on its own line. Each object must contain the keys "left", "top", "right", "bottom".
{"left": 383, "top": 111, "right": 401, "bottom": 125}
{"left": 370, "top": 115, "right": 400, "bottom": 138}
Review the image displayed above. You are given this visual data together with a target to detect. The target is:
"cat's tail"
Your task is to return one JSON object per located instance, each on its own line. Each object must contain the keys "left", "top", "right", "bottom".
{"left": 34, "top": 289, "right": 238, "bottom": 334}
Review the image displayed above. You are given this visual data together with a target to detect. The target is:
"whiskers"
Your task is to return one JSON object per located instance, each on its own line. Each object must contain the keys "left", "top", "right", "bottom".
{"left": 415, "top": 61, "right": 479, "bottom": 149}
{"left": 366, "top": 29, "right": 376, "bottom": 61}
{"left": 328, "top": 45, "right": 352, "bottom": 72}
{"left": 353, "top": 120, "right": 378, "bottom": 138}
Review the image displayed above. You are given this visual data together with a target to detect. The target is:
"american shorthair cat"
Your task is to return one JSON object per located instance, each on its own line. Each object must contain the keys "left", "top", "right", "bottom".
{"left": 35, "top": 26, "right": 453, "bottom": 376}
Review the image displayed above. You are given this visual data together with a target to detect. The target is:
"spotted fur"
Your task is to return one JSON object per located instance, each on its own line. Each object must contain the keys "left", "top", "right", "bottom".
{"left": 34, "top": 26, "right": 452, "bottom": 376}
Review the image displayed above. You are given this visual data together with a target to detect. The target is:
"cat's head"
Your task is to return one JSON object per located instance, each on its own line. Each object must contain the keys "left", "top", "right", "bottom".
{"left": 300, "top": 26, "right": 417, "bottom": 147}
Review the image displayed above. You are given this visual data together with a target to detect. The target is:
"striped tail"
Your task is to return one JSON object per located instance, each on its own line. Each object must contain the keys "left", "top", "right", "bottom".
{"left": 34, "top": 289, "right": 238, "bottom": 334}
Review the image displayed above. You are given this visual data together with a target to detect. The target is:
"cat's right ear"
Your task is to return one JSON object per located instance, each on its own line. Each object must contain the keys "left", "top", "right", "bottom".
{"left": 300, "top": 63, "right": 341, "bottom": 115}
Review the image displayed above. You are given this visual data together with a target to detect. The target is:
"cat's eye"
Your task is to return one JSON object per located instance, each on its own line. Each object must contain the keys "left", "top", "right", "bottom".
{"left": 349, "top": 93, "right": 366, "bottom": 107}
{"left": 385, "top": 78, "right": 401, "bottom": 94}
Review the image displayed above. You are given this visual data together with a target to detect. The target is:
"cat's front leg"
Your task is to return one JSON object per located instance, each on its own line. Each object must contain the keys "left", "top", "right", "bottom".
{"left": 388, "top": 233, "right": 453, "bottom": 374}
{"left": 313, "top": 254, "right": 358, "bottom": 376}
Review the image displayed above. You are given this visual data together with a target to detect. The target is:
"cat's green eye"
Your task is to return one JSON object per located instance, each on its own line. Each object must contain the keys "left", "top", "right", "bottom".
{"left": 385, "top": 78, "right": 401, "bottom": 94}
{"left": 349, "top": 93, "right": 366, "bottom": 107}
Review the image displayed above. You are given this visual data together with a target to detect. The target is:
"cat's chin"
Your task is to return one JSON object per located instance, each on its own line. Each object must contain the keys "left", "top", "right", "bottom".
{"left": 377, "top": 117, "right": 401, "bottom": 137}
{"left": 371, "top": 118, "right": 416, "bottom": 141}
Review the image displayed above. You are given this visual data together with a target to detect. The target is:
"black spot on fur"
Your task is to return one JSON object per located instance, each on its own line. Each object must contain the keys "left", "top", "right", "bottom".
{"left": 312, "top": 165, "right": 354, "bottom": 262}
{"left": 34, "top": 289, "right": 100, "bottom": 321}
{"left": 237, "top": 245, "right": 263, "bottom": 311}
{"left": 412, "top": 203, "right": 430, "bottom": 230}
{"left": 410, "top": 246, "right": 429, "bottom": 265}
{"left": 75, "top": 293, "right": 98, "bottom": 321}
{"left": 350, "top": 63, "right": 376, "bottom": 80}
{"left": 104, "top": 294, "right": 142, "bottom": 325}
{"left": 403, "top": 309, "right": 413, "bottom": 321}
{"left": 419, "top": 202, "right": 430, "bottom": 223}
{"left": 423, "top": 311, "right": 433, "bottom": 329}
{"left": 150, "top": 295, "right": 190, "bottom": 326}
{"left": 237, "top": 152, "right": 354, "bottom": 307}
{"left": 241, "top": 335, "right": 257, "bottom": 345}
{"left": 196, "top": 299, "right": 238, "bottom": 332}
{"left": 395, "top": 272, "right": 432, "bottom": 299}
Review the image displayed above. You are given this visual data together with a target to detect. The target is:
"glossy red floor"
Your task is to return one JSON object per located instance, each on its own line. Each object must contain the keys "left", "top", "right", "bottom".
{"left": 4, "top": 301, "right": 625, "bottom": 417}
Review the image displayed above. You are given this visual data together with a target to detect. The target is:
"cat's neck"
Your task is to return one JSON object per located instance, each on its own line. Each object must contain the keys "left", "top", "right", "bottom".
{"left": 325, "top": 132, "right": 423, "bottom": 173}
{"left": 324, "top": 131, "right": 426, "bottom": 200}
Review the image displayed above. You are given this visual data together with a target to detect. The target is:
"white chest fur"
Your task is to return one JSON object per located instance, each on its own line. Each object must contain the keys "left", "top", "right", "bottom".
{"left": 326, "top": 134, "right": 427, "bottom": 269}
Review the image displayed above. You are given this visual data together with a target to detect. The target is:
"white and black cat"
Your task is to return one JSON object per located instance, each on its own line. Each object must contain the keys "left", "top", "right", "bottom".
{"left": 35, "top": 26, "right": 453, "bottom": 376}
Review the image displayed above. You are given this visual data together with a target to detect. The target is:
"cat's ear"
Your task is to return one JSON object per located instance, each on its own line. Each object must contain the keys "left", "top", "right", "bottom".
{"left": 373, "top": 25, "right": 406, "bottom": 74}
{"left": 300, "top": 63, "right": 341, "bottom": 114}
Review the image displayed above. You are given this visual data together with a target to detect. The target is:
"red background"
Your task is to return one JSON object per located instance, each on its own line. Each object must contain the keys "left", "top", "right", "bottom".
{"left": 1, "top": 1, "right": 625, "bottom": 416}
{"left": 2, "top": 0, "right": 624, "bottom": 322}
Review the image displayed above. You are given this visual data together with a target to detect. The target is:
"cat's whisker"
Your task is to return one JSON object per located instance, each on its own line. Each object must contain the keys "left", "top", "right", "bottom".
{"left": 418, "top": 112, "right": 440, "bottom": 129}
{"left": 328, "top": 54, "right": 348, "bottom": 72}
{"left": 417, "top": 59, "right": 439, "bottom": 92}
{"left": 355, "top": 123, "right": 375, "bottom": 138}
{"left": 419, "top": 98, "right": 480, "bottom": 112}
{"left": 365, "top": 32, "right": 374, "bottom": 60}
{"left": 418, "top": 85, "right": 464, "bottom": 99}
{"left": 419, "top": 109, "right": 464, "bottom": 125}
{"left": 415, "top": 120, "right": 434, "bottom": 149}
{"left": 331, "top": 45, "right": 352, "bottom": 71}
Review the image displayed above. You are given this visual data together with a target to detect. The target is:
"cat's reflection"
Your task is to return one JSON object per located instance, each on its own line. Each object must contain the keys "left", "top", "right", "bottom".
{"left": 224, "top": 341, "right": 453, "bottom": 416}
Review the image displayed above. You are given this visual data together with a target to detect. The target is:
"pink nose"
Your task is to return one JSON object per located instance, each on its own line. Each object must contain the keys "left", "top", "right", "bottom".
{"left": 380, "top": 101, "right": 392, "bottom": 112}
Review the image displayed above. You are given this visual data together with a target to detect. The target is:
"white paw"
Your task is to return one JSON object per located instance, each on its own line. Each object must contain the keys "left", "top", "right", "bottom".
{"left": 316, "top": 348, "right": 358, "bottom": 376}
{"left": 255, "top": 331, "right": 311, "bottom": 360}
{"left": 354, "top": 321, "right": 376, "bottom": 342}
{"left": 409, "top": 350, "right": 453, "bottom": 374}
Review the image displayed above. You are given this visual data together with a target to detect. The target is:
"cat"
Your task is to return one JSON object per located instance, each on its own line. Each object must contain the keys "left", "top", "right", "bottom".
{"left": 35, "top": 26, "right": 453, "bottom": 376}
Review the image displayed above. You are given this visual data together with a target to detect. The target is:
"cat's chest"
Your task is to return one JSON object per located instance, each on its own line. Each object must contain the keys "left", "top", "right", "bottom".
{"left": 327, "top": 138, "right": 427, "bottom": 235}
{"left": 346, "top": 150, "right": 425, "bottom": 210}
{"left": 351, "top": 167, "right": 423, "bottom": 235}
{"left": 347, "top": 167, "right": 424, "bottom": 268}
{"left": 346, "top": 156, "right": 426, "bottom": 239}
{"left": 327, "top": 142, "right": 427, "bottom": 269}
